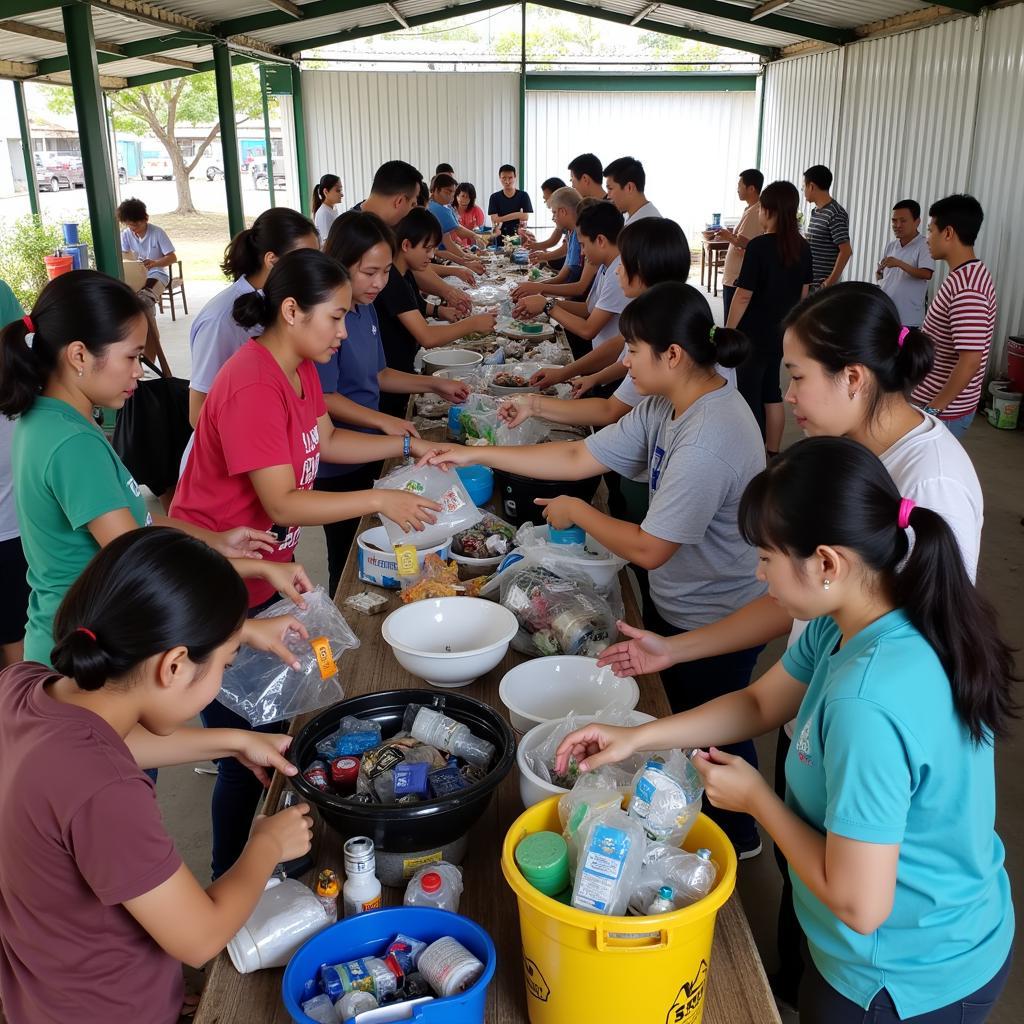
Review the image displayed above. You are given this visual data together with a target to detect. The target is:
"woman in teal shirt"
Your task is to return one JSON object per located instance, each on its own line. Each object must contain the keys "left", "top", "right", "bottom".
{"left": 0, "top": 271, "right": 312, "bottom": 666}
{"left": 557, "top": 436, "right": 1014, "bottom": 1022}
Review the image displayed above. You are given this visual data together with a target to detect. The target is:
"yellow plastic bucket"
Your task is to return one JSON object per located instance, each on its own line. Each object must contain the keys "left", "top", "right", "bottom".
{"left": 501, "top": 795, "right": 737, "bottom": 1024}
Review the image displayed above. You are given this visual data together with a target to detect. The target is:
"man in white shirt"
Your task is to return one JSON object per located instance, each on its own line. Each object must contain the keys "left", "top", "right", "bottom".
{"left": 876, "top": 198, "right": 935, "bottom": 326}
{"left": 717, "top": 168, "right": 764, "bottom": 322}
{"left": 117, "top": 197, "right": 176, "bottom": 376}
{"left": 603, "top": 156, "right": 660, "bottom": 223}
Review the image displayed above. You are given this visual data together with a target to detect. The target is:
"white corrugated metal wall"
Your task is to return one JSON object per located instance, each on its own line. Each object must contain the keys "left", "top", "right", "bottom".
{"left": 301, "top": 71, "right": 520, "bottom": 207}
{"left": 525, "top": 88, "right": 757, "bottom": 247}
{"left": 761, "top": 6, "right": 1024, "bottom": 366}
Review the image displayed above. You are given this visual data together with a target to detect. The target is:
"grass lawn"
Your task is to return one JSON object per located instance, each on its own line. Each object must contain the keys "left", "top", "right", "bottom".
{"left": 156, "top": 211, "right": 237, "bottom": 284}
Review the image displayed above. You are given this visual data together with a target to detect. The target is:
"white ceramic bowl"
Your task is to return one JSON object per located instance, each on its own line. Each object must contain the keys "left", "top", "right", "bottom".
{"left": 356, "top": 527, "right": 452, "bottom": 590}
{"left": 499, "top": 655, "right": 640, "bottom": 733}
{"left": 381, "top": 597, "right": 519, "bottom": 688}
{"left": 517, "top": 710, "right": 655, "bottom": 808}
{"left": 421, "top": 349, "right": 484, "bottom": 375}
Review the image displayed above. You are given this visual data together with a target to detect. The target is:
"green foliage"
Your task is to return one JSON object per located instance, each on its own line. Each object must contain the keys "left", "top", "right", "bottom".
{"left": 0, "top": 215, "right": 71, "bottom": 311}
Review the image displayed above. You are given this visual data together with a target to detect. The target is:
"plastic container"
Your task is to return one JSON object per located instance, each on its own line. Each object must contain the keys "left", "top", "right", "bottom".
{"left": 514, "top": 831, "right": 571, "bottom": 900}
{"left": 1008, "top": 336, "right": 1024, "bottom": 393}
{"left": 289, "top": 689, "right": 515, "bottom": 852}
{"left": 356, "top": 526, "right": 452, "bottom": 589}
{"left": 501, "top": 796, "right": 737, "bottom": 1024}
{"left": 404, "top": 862, "right": 463, "bottom": 912}
{"left": 987, "top": 380, "right": 1020, "bottom": 430}
{"left": 493, "top": 468, "right": 601, "bottom": 526}
{"left": 282, "top": 907, "right": 496, "bottom": 1024}
{"left": 43, "top": 254, "right": 74, "bottom": 280}
{"left": 406, "top": 705, "right": 496, "bottom": 768}
{"left": 421, "top": 349, "right": 483, "bottom": 375}
{"left": 342, "top": 836, "right": 382, "bottom": 916}
{"left": 456, "top": 465, "right": 494, "bottom": 506}
{"left": 61, "top": 221, "right": 80, "bottom": 245}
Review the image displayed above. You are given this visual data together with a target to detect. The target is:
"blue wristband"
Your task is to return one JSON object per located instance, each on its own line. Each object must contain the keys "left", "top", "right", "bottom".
{"left": 403, "top": 434, "right": 411, "bottom": 458}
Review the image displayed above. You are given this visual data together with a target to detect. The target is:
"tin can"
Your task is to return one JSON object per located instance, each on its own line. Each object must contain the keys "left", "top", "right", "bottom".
{"left": 301, "top": 759, "right": 329, "bottom": 791}
{"left": 330, "top": 756, "right": 360, "bottom": 793}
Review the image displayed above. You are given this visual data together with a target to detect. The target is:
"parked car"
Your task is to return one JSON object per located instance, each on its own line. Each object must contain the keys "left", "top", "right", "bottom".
{"left": 142, "top": 154, "right": 172, "bottom": 180}
{"left": 34, "top": 151, "right": 83, "bottom": 192}
{"left": 251, "top": 159, "right": 285, "bottom": 190}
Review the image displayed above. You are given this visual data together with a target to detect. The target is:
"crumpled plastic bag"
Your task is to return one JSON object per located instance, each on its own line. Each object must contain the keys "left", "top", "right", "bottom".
{"left": 627, "top": 844, "right": 719, "bottom": 915}
{"left": 373, "top": 462, "right": 482, "bottom": 548}
{"left": 217, "top": 587, "right": 359, "bottom": 726}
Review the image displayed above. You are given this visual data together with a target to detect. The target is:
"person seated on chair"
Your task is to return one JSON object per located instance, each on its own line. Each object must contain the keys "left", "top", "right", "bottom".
{"left": 117, "top": 197, "right": 175, "bottom": 377}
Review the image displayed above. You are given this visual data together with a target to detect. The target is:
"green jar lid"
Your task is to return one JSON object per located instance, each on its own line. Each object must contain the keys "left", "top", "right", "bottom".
{"left": 515, "top": 831, "right": 570, "bottom": 897}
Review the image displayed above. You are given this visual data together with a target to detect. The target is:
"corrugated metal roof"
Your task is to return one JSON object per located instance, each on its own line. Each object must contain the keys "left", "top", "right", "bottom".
{"left": 0, "top": 0, "right": 998, "bottom": 85}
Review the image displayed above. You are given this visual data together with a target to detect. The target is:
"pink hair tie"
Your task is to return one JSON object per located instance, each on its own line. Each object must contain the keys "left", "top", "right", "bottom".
{"left": 75, "top": 627, "right": 97, "bottom": 642}
{"left": 897, "top": 326, "right": 910, "bottom": 348}
{"left": 897, "top": 497, "right": 916, "bottom": 530}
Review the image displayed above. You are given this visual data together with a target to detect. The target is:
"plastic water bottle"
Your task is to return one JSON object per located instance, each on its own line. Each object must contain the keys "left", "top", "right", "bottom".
{"left": 342, "top": 837, "right": 382, "bottom": 917}
{"left": 647, "top": 886, "right": 675, "bottom": 915}
{"left": 404, "top": 705, "right": 495, "bottom": 769}
{"left": 676, "top": 848, "right": 717, "bottom": 905}
{"left": 314, "top": 869, "right": 339, "bottom": 923}
{"left": 404, "top": 862, "right": 463, "bottom": 913}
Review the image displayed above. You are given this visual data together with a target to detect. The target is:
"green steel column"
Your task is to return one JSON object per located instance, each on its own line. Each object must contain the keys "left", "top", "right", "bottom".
{"left": 755, "top": 67, "right": 766, "bottom": 168}
{"left": 214, "top": 43, "right": 245, "bottom": 237}
{"left": 291, "top": 65, "right": 311, "bottom": 217}
{"left": 518, "top": 2, "right": 526, "bottom": 180}
{"left": 13, "top": 80, "right": 39, "bottom": 218}
{"left": 259, "top": 65, "right": 276, "bottom": 209}
{"left": 62, "top": 4, "right": 120, "bottom": 277}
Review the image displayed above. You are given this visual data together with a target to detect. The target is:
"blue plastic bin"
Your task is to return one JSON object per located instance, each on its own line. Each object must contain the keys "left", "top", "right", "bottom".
{"left": 282, "top": 907, "right": 496, "bottom": 1024}
{"left": 455, "top": 465, "right": 493, "bottom": 507}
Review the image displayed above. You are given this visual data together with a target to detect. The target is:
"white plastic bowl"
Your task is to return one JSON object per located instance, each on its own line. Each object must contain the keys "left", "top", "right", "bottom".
{"left": 499, "top": 655, "right": 640, "bottom": 733}
{"left": 381, "top": 597, "right": 519, "bottom": 689}
{"left": 356, "top": 527, "right": 452, "bottom": 589}
{"left": 546, "top": 536, "right": 627, "bottom": 592}
{"left": 487, "top": 362, "right": 557, "bottom": 398}
{"left": 420, "top": 349, "right": 483, "bottom": 375}
{"left": 517, "top": 710, "right": 655, "bottom": 808}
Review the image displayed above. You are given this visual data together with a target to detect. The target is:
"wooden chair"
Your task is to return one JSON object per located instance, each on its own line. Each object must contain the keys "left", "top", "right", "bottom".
{"left": 158, "top": 260, "right": 188, "bottom": 321}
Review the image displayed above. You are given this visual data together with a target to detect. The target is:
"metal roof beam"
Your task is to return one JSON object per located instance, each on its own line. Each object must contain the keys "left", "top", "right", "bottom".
{"left": 121, "top": 51, "right": 255, "bottom": 89}
{"left": 652, "top": 1, "right": 853, "bottom": 45}
{"left": 536, "top": 0, "right": 779, "bottom": 57}
{"left": 265, "top": 0, "right": 305, "bottom": 16}
{"left": 217, "top": 0, "right": 377, "bottom": 37}
{"left": 0, "top": 57, "right": 38, "bottom": 78}
{"left": 279, "top": 0, "right": 514, "bottom": 54}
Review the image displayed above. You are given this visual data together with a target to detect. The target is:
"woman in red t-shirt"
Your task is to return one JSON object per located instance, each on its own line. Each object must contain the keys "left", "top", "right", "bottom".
{"left": 0, "top": 528, "right": 314, "bottom": 1024}
{"left": 171, "top": 247, "right": 448, "bottom": 876}
{"left": 455, "top": 181, "right": 486, "bottom": 231}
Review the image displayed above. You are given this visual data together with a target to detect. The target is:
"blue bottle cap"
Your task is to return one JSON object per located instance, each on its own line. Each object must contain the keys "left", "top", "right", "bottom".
{"left": 548, "top": 525, "right": 585, "bottom": 546}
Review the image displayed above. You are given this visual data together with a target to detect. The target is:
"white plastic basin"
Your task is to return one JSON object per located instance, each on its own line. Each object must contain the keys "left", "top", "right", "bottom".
{"left": 420, "top": 349, "right": 483, "bottom": 375}
{"left": 381, "top": 597, "right": 518, "bottom": 689}
{"left": 499, "top": 655, "right": 640, "bottom": 733}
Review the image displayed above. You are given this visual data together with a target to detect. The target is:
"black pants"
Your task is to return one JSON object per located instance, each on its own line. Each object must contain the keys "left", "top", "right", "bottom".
{"left": 722, "top": 284, "right": 736, "bottom": 324}
{"left": 774, "top": 727, "right": 804, "bottom": 1001}
{"left": 0, "top": 536, "right": 30, "bottom": 646}
{"left": 736, "top": 336, "right": 783, "bottom": 441}
{"left": 314, "top": 462, "right": 382, "bottom": 598}
{"left": 199, "top": 590, "right": 287, "bottom": 880}
{"left": 641, "top": 602, "right": 763, "bottom": 846}
{"left": 799, "top": 944, "right": 1012, "bottom": 1023}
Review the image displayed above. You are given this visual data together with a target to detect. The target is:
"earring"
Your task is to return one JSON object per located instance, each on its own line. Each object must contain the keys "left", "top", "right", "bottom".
{"left": 77, "top": 369, "right": 83, "bottom": 377}
{"left": 849, "top": 391, "right": 857, "bottom": 400}
{"left": 823, "top": 579, "right": 831, "bottom": 590}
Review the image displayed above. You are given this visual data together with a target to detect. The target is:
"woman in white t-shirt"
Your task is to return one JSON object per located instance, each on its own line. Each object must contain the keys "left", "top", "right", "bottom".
{"left": 312, "top": 174, "right": 343, "bottom": 242}
{"left": 596, "top": 281, "right": 984, "bottom": 1004}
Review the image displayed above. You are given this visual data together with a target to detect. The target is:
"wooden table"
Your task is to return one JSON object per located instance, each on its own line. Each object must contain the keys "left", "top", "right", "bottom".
{"left": 195, "top": 441, "right": 780, "bottom": 1024}
{"left": 700, "top": 239, "right": 730, "bottom": 297}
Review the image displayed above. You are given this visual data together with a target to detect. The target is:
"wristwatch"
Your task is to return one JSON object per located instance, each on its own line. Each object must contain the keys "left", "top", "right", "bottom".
{"left": 402, "top": 435, "right": 411, "bottom": 459}
{"left": 543, "top": 298, "right": 556, "bottom": 316}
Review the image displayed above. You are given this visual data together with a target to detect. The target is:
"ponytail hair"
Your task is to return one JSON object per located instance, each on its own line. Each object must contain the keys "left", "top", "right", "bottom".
{"left": 619, "top": 281, "right": 750, "bottom": 370}
{"left": 323, "top": 210, "right": 396, "bottom": 268}
{"left": 759, "top": 180, "right": 804, "bottom": 268}
{"left": 220, "top": 206, "right": 317, "bottom": 280}
{"left": 51, "top": 527, "right": 247, "bottom": 692}
{"left": 232, "top": 247, "right": 349, "bottom": 330}
{"left": 0, "top": 270, "right": 146, "bottom": 418}
{"left": 784, "top": 283, "right": 935, "bottom": 422}
{"left": 312, "top": 173, "right": 341, "bottom": 215}
{"left": 738, "top": 436, "right": 1018, "bottom": 744}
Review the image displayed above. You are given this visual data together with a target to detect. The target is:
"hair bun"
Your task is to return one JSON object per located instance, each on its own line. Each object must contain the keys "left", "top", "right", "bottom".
{"left": 232, "top": 289, "right": 271, "bottom": 330}
{"left": 50, "top": 628, "right": 113, "bottom": 692}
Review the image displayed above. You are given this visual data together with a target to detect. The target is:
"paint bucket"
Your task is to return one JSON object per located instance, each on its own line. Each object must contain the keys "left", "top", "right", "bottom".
{"left": 501, "top": 796, "right": 737, "bottom": 1024}
{"left": 62, "top": 222, "right": 80, "bottom": 245}
{"left": 43, "top": 255, "right": 74, "bottom": 280}
{"left": 987, "top": 381, "right": 1021, "bottom": 430}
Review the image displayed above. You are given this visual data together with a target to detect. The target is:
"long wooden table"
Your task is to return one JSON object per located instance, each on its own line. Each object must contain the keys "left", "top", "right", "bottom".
{"left": 195, "top": 438, "right": 780, "bottom": 1024}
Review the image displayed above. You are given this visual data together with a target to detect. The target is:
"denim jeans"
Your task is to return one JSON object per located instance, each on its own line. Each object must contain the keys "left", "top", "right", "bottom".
{"left": 942, "top": 411, "right": 975, "bottom": 441}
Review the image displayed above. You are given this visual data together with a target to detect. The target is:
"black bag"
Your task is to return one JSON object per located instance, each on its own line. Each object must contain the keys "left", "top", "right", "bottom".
{"left": 112, "top": 357, "right": 193, "bottom": 497}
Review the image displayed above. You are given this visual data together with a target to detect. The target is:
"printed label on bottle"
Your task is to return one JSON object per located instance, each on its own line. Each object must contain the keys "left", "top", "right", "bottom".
{"left": 402, "top": 850, "right": 443, "bottom": 878}
{"left": 310, "top": 636, "right": 337, "bottom": 680}
{"left": 394, "top": 544, "right": 419, "bottom": 576}
{"left": 574, "top": 825, "right": 631, "bottom": 913}
{"left": 361, "top": 894, "right": 382, "bottom": 911}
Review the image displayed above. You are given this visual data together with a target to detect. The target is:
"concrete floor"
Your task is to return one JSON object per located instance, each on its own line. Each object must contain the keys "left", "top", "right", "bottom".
{"left": 151, "top": 288, "right": 1024, "bottom": 1022}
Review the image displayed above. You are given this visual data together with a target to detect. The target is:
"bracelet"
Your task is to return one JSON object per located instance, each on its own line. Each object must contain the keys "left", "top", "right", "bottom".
{"left": 402, "top": 435, "right": 411, "bottom": 458}
{"left": 924, "top": 405, "right": 941, "bottom": 416}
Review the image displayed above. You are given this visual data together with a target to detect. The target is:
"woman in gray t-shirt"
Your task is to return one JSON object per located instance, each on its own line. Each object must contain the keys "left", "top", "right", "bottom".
{"left": 430, "top": 281, "right": 767, "bottom": 854}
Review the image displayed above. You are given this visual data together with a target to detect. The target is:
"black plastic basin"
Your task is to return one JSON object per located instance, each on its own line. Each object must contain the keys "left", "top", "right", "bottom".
{"left": 288, "top": 689, "right": 515, "bottom": 852}
{"left": 492, "top": 468, "right": 602, "bottom": 526}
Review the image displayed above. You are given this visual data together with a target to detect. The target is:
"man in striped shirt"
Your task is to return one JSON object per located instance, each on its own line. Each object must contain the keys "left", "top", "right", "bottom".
{"left": 912, "top": 194, "right": 996, "bottom": 441}
{"left": 803, "top": 164, "right": 853, "bottom": 288}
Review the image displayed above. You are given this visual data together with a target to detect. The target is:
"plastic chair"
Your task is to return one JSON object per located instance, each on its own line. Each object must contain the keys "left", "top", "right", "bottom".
{"left": 158, "top": 260, "right": 188, "bottom": 321}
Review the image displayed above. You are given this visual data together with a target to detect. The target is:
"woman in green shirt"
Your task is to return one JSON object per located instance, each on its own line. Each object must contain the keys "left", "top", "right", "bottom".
{"left": 0, "top": 270, "right": 309, "bottom": 666}
{"left": 557, "top": 437, "right": 1015, "bottom": 1022}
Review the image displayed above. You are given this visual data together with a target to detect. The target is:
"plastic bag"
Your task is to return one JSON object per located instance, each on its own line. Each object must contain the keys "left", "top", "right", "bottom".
{"left": 458, "top": 394, "right": 501, "bottom": 446}
{"left": 627, "top": 750, "right": 704, "bottom": 846}
{"left": 570, "top": 807, "right": 646, "bottom": 916}
{"left": 374, "top": 462, "right": 482, "bottom": 548}
{"left": 218, "top": 587, "right": 359, "bottom": 726}
{"left": 524, "top": 704, "right": 641, "bottom": 786}
{"left": 499, "top": 564, "right": 617, "bottom": 658}
{"left": 450, "top": 512, "right": 517, "bottom": 560}
{"left": 627, "top": 845, "right": 718, "bottom": 915}
{"left": 527, "top": 339, "right": 568, "bottom": 366}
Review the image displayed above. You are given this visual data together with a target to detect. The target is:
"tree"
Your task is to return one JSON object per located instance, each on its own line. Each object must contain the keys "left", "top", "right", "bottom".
{"left": 48, "top": 65, "right": 267, "bottom": 215}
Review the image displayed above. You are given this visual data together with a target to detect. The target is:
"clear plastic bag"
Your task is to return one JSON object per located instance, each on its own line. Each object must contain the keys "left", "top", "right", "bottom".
{"left": 499, "top": 564, "right": 617, "bottom": 658}
{"left": 524, "top": 705, "right": 641, "bottom": 786}
{"left": 374, "top": 462, "right": 482, "bottom": 548}
{"left": 217, "top": 587, "right": 359, "bottom": 726}
{"left": 627, "top": 845, "right": 718, "bottom": 915}
{"left": 627, "top": 750, "right": 704, "bottom": 846}
{"left": 457, "top": 394, "right": 501, "bottom": 446}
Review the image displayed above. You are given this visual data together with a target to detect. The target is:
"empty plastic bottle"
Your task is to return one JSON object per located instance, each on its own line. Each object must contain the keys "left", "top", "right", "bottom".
{"left": 404, "top": 705, "right": 495, "bottom": 769}
{"left": 403, "top": 861, "right": 463, "bottom": 913}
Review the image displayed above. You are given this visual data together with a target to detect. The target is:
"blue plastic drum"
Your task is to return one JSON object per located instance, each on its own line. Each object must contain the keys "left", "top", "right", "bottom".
{"left": 282, "top": 907, "right": 496, "bottom": 1023}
